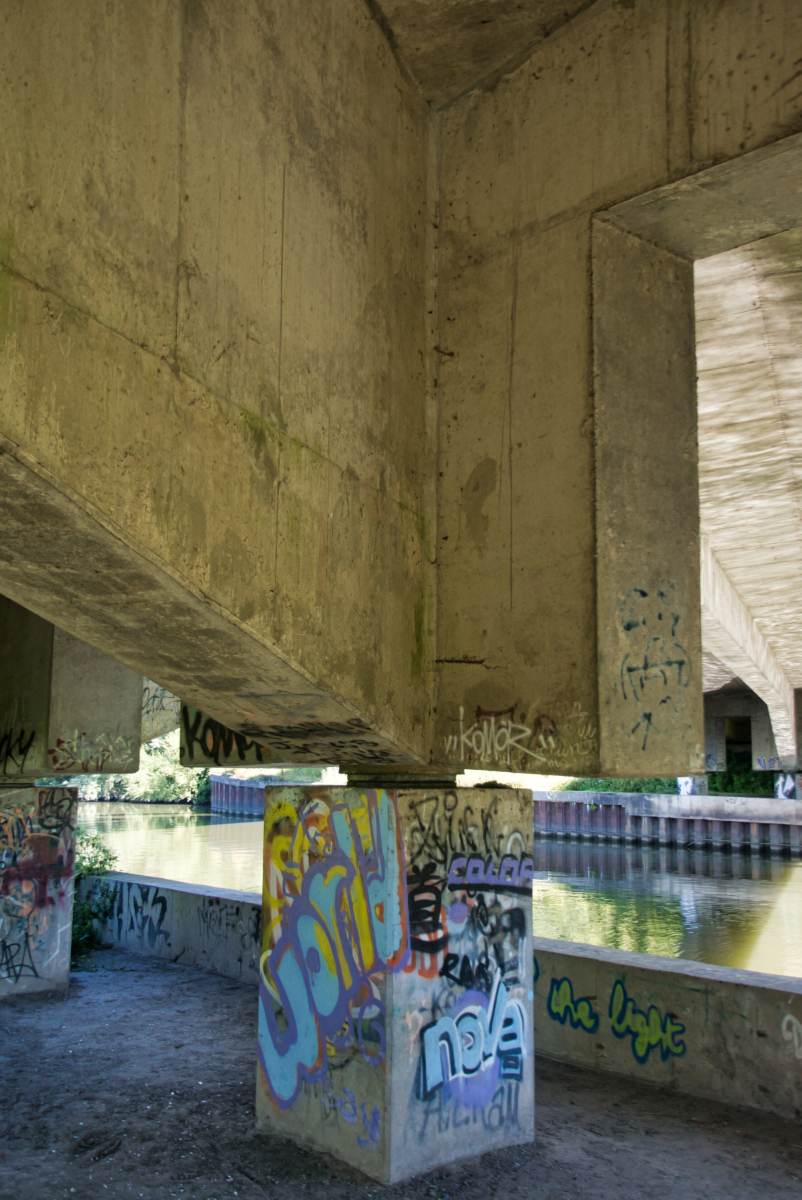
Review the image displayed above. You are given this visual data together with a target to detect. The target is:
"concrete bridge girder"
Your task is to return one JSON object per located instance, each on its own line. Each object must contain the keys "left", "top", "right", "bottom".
{"left": 1, "top": 1, "right": 802, "bottom": 777}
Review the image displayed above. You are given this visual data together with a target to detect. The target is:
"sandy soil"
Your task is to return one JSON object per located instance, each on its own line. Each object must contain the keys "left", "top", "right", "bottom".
{"left": 1, "top": 948, "right": 800, "bottom": 1200}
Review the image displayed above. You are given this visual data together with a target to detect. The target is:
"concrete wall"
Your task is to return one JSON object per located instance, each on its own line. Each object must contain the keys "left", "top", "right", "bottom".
{"left": 0, "top": 787, "right": 77, "bottom": 995}
{"left": 0, "top": 0, "right": 434, "bottom": 767}
{"left": 533, "top": 936, "right": 802, "bottom": 1122}
{"left": 209, "top": 774, "right": 273, "bottom": 817}
{"left": 531, "top": 791, "right": 802, "bottom": 853}
{"left": 534, "top": 789, "right": 802, "bottom": 824}
{"left": 85, "top": 869, "right": 802, "bottom": 1125}
{"left": 82, "top": 872, "right": 263, "bottom": 986}
{"left": 435, "top": 0, "right": 802, "bottom": 776}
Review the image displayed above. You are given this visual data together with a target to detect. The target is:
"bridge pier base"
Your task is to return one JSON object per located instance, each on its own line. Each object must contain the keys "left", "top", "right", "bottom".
{"left": 254, "top": 784, "right": 535, "bottom": 1184}
{"left": 0, "top": 786, "right": 77, "bottom": 996}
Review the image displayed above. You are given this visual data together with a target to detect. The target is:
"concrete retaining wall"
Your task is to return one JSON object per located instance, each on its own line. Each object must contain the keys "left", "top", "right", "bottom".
{"left": 533, "top": 936, "right": 802, "bottom": 1121}
{"left": 83, "top": 873, "right": 802, "bottom": 1124}
{"left": 81, "top": 872, "right": 262, "bottom": 985}
{"left": 209, "top": 775, "right": 272, "bottom": 817}
{"left": 533, "top": 791, "right": 802, "bottom": 853}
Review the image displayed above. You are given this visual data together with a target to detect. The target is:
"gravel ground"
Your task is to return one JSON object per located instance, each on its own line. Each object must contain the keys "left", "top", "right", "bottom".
{"left": 1, "top": 948, "right": 801, "bottom": 1199}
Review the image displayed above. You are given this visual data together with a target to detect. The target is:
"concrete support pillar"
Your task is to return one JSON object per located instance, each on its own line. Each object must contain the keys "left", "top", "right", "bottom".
{"left": 593, "top": 223, "right": 703, "bottom": 777}
{"left": 255, "top": 785, "right": 535, "bottom": 1184}
{"left": 0, "top": 787, "right": 77, "bottom": 994}
{"left": 789, "top": 825, "right": 802, "bottom": 856}
{"left": 0, "top": 595, "right": 142, "bottom": 781}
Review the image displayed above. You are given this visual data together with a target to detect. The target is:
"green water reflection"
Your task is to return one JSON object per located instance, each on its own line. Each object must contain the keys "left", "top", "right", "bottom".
{"left": 78, "top": 804, "right": 802, "bottom": 979}
{"left": 532, "top": 840, "right": 802, "bottom": 977}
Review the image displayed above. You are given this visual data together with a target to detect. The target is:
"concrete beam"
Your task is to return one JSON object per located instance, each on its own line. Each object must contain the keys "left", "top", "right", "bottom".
{"left": 700, "top": 536, "right": 796, "bottom": 766}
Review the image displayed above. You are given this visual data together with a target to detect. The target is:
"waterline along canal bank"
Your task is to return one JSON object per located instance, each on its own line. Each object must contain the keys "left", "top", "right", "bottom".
{"left": 77, "top": 800, "right": 802, "bottom": 979}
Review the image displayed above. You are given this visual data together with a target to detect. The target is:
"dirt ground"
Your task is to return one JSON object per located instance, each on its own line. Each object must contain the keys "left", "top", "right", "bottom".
{"left": 1, "top": 949, "right": 801, "bottom": 1200}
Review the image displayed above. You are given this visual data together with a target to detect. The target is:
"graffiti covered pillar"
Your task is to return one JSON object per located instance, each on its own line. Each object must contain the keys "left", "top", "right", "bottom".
{"left": 0, "top": 787, "right": 78, "bottom": 995}
{"left": 255, "top": 785, "right": 535, "bottom": 1184}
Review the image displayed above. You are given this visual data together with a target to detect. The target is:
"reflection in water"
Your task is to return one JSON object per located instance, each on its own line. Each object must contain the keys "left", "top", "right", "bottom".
{"left": 77, "top": 802, "right": 264, "bottom": 895}
{"left": 532, "top": 840, "right": 802, "bottom": 978}
{"left": 78, "top": 804, "right": 802, "bottom": 978}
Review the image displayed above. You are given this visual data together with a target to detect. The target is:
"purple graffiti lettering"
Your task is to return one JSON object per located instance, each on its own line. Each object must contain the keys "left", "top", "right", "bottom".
{"left": 447, "top": 856, "right": 467, "bottom": 887}
{"left": 258, "top": 790, "right": 409, "bottom": 1110}
{"left": 418, "top": 969, "right": 527, "bottom": 1105}
{"left": 446, "top": 853, "right": 534, "bottom": 893}
{"left": 356, "top": 1102, "right": 381, "bottom": 1148}
{"left": 465, "top": 857, "right": 485, "bottom": 885}
{"left": 499, "top": 857, "right": 519, "bottom": 887}
{"left": 517, "top": 859, "right": 534, "bottom": 888}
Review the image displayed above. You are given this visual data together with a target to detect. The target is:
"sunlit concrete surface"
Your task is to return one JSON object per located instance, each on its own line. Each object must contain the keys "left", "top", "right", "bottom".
{"left": 697, "top": 231, "right": 802, "bottom": 760}
{"left": 1, "top": 948, "right": 800, "bottom": 1199}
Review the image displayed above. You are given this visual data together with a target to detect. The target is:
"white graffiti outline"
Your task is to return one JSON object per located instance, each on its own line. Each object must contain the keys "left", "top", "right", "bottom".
{"left": 782, "top": 1013, "right": 802, "bottom": 1060}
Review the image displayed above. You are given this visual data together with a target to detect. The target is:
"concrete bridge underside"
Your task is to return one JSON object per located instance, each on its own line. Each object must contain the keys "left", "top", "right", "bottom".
{"left": 2, "top": 0, "right": 802, "bottom": 777}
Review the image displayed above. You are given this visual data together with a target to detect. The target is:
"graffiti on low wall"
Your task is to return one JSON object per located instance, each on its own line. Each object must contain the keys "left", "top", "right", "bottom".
{"left": 539, "top": 958, "right": 687, "bottom": 1065}
{"left": 609, "top": 979, "right": 686, "bottom": 1063}
{"left": 109, "top": 881, "right": 170, "bottom": 950}
{"left": 91, "top": 878, "right": 263, "bottom": 981}
{"left": 547, "top": 977, "right": 600, "bottom": 1033}
{"left": 0, "top": 788, "right": 76, "bottom": 989}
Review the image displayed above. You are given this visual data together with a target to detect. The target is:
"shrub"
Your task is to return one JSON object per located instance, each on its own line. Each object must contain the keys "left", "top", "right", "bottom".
{"left": 71, "top": 828, "right": 118, "bottom": 964}
{"left": 557, "top": 777, "right": 678, "bottom": 794}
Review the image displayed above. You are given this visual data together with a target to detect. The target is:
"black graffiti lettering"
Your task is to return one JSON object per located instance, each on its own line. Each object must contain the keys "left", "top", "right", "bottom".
{"left": 0, "top": 727, "right": 36, "bottom": 775}
{"left": 0, "top": 933, "right": 39, "bottom": 982}
{"left": 181, "top": 706, "right": 204, "bottom": 762}
{"left": 407, "top": 863, "right": 449, "bottom": 955}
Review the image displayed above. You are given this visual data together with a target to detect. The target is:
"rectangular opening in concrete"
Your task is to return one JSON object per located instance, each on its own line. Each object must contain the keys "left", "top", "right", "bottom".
{"left": 594, "top": 132, "right": 802, "bottom": 782}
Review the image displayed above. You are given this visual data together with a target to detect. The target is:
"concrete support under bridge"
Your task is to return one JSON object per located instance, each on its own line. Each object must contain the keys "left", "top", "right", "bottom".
{"left": 256, "top": 784, "right": 535, "bottom": 1183}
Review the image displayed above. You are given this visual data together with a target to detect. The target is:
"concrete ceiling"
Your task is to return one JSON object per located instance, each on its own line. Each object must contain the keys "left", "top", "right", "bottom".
{"left": 376, "top": 0, "right": 595, "bottom": 107}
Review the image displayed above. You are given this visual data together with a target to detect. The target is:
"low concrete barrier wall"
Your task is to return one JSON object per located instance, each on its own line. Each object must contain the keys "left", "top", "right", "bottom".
{"left": 533, "top": 936, "right": 802, "bottom": 1120}
{"left": 532, "top": 791, "right": 802, "bottom": 853}
{"left": 82, "top": 875, "right": 802, "bottom": 1122}
{"left": 81, "top": 872, "right": 262, "bottom": 984}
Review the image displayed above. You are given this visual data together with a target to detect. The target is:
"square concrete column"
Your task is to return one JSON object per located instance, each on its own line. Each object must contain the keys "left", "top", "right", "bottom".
{"left": 254, "top": 785, "right": 535, "bottom": 1184}
{"left": 0, "top": 786, "right": 77, "bottom": 994}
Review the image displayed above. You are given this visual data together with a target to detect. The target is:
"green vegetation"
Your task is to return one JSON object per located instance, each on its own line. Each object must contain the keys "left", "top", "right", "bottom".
{"left": 557, "top": 777, "right": 678, "bottom": 794}
{"left": 71, "top": 828, "right": 118, "bottom": 965}
{"left": 707, "top": 753, "right": 774, "bottom": 797}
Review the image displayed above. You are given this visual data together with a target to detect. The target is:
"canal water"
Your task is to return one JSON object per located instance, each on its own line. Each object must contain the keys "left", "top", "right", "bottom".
{"left": 77, "top": 802, "right": 802, "bottom": 980}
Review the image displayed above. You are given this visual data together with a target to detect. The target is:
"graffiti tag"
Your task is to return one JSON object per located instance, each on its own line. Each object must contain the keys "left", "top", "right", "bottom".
{"left": 257, "top": 790, "right": 409, "bottom": 1109}
{"left": 608, "top": 980, "right": 685, "bottom": 1064}
{"left": 0, "top": 727, "right": 37, "bottom": 775}
{"left": 418, "top": 968, "right": 527, "bottom": 1099}
{"left": 547, "top": 977, "right": 599, "bottom": 1033}
{"left": 782, "top": 1013, "right": 802, "bottom": 1060}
